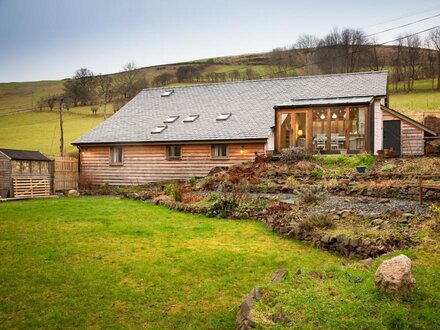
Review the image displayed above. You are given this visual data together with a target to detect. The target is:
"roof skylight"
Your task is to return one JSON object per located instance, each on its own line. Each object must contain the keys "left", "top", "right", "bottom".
{"left": 151, "top": 125, "right": 167, "bottom": 134}
{"left": 163, "top": 115, "right": 179, "bottom": 123}
{"left": 216, "top": 113, "right": 232, "bottom": 121}
{"left": 183, "top": 114, "right": 199, "bottom": 122}
{"left": 161, "top": 89, "right": 174, "bottom": 97}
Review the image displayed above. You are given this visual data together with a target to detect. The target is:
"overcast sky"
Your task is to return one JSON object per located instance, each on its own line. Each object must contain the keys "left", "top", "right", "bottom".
{"left": 1, "top": 0, "right": 440, "bottom": 82}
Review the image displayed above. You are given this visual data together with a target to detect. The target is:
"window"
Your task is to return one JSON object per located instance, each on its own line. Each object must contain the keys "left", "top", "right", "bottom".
{"left": 151, "top": 125, "right": 167, "bottom": 134}
{"left": 211, "top": 144, "right": 228, "bottom": 158}
{"left": 110, "top": 146, "right": 123, "bottom": 165}
{"left": 216, "top": 113, "right": 232, "bottom": 121}
{"left": 161, "top": 89, "right": 174, "bottom": 97}
{"left": 163, "top": 115, "right": 179, "bottom": 123}
{"left": 166, "top": 145, "right": 181, "bottom": 159}
{"left": 183, "top": 114, "right": 199, "bottom": 122}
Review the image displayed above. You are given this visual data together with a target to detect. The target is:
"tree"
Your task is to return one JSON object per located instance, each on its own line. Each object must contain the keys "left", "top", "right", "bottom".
{"left": 63, "top": 68, "right": 96, "bottom": 106}
{"left": 47, "top": 96, "right": 56, "bottom": 111}
{"left": 96, "top": 74, "right": 113, "bottom": 119}
{"left": 294, "top": 34, "right": 319, "bottom": 74}
{"left": 37, "top": 97, "right": 45, "bottom": 111}
{"left": 428, "top": 28, "right": 440, "bottom": 90}
{"left": 175, "top": 65, "right": 200, "bottom": 82}
{"left": 269, "top": 47, "right": 295, "bottom": 77}
{"left": 315, "top": 28, "right": 369, "bottom": 74}
{"left": 400, "top": 33, "right": 422, "bottom": 91}
{"left": 153, "top": 72, "right": 174, "bottom": 86}
{"left": 118, "top": 61, "right": 147, "bottom": 99}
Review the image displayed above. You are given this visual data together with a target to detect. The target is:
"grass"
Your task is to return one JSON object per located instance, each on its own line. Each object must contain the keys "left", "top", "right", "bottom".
{"left": 0, "top": 197, "right": 340, "bottom": 329}
{"left": 253, "top": 240, "right": 440, "bottom": 329}
{"left": 313, "top": 154, "right": 376, "bottom": 177}
{"left": 0, "top": 110, "right": 104, "bottom": 155}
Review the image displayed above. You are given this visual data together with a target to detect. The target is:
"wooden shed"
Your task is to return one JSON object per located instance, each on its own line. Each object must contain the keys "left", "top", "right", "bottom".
{"left": 0, "top": 148, "right": 52, "bottom": 198}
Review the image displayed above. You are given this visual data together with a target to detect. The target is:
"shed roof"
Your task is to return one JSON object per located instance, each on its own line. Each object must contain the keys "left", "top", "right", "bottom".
{"left": 381, "top": 106, "right": 437, "bottom": 136}
{"left": 73, "top": 71, "right": 388, "bottom": 145}
{"left": 0, "top": 148, "right": 51, "bottom": 161}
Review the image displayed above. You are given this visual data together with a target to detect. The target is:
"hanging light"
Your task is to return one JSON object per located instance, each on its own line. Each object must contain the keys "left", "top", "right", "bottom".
{"left": 343, "top": 113, "right": 346, "bottom": 119}
{"left": 331, "top": 113, "right": 337, "bottom": 119}
{"left": 320, "top": 113, "right": 325, "bottom": 120}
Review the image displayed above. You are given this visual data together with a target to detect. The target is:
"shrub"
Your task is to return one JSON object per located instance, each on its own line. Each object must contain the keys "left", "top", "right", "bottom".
{"left": 265, "top": 203, "right": 293, "bottom": 216}
{"left": 90, "top": 106, "right": 99, "bottom": 115}
{"left": 187, "top": 177, "right": 197, "bottom": 185}
{"left": 280, "top": 147, "right": 312, "bottom": 163}
{"left": 163, "top": 184, "right": 182, "bottom": 202}
{"left": 430, "top": 204, "right": 440, "bottom": 231}
{"left": 285, "top": 176, "right": 301, "bottom": 189}
{"left": 181, "top": 192, "right": 204, "bottom": 203}
{"left": 298, "top": 214, "right": 334, "bottom": 232}
{"left": 206, "top": 192, "right": 221, "bottom": 204}
{"left": 206, "top": 196, "right": 238, "bottom": 218}
{"left": 311, "top": 168, "right": 323, "bottom": 179}
{"left": 294, "top": 185, "right": 324, "bottom": 205}
{"left": 381, "top": 164, "right": 397, "bottom": 172}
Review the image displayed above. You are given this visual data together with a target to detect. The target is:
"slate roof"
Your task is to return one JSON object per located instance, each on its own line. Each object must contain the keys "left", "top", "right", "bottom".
{"left": 0, "top": 148, "right": 51, "bottom": 161}
{"left": 73, "top": 71, "right": 388, "bottom": 145}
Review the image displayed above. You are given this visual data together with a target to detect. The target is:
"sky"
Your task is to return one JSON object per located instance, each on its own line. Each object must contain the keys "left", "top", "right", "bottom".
{"left": 1, "top": 0, "right": 440, "bottom": 82}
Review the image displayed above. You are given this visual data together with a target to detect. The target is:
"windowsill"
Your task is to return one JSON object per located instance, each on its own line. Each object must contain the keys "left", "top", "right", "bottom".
{"left": 167, "top": 157, "right": 181, "bottom": 160}
{"left": 211, "top": 157, "right": 229, "bottom": 160}
{"left": 109, "top": 163, "right": 123, "bottom": 166}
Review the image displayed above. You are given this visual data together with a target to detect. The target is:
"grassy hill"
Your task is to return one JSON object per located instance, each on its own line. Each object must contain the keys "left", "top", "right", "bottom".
{"left": 1, "top": 52, "right": 440, "bottom": 156}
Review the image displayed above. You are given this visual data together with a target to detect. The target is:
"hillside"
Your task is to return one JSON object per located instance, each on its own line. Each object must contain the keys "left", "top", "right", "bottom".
{"left": 1, "top": 49, "right": 440, "bottom": 156}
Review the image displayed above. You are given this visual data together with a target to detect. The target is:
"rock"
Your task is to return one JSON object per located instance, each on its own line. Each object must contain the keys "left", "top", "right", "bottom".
{"left": 374, "top": 254, "right": 416, "bottom": 295}
{"left": 378, "top": 198, "right": 390, "bottom": 204}
{"left": 295, "top": 268, "right": 302, "bottom": 275}
{"left": 270, "top": 269, "right": 288, "bottom": 284}
{"left": 359, "top": 258, "right": 374, "bottom": 266}
{"left": 372, "top": 218, "right": 384, "bottom": 225}
{"left": 235, "top": 286, "right": 261, "bottom": 329}
{"left": 68, "top": 189, "right": 80, "bottom": 197}
{"left": 402, "top": 213, "right": 414, "bottom": 219}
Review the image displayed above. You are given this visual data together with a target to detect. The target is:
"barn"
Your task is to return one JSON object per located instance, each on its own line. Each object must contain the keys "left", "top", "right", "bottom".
{"left": 0, "top": 148, "right": 52, "bottom": 198}
{"left": 73, "top": 71, "right": 436, "bottom": 185}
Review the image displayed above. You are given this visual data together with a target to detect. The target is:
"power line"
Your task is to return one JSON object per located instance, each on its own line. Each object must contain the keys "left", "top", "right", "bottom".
{"left": 364, "top": 4, "right": 440, "bottom": 28}
{"left": 258, "top": 24, "right": 440, "bottom": 78}
{"left": 367, "top": 13, "right": 440, "bottom": 37}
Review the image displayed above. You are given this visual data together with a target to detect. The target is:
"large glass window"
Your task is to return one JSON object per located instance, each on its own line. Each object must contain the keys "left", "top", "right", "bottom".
{"left": 279, "top": 112, "right": 306, "bottom": 149}
{"left": 312, "top": 108, "right": 327, "bottom": 151}
{"left": 348, "top": 107, "right": 366, "bottom": 151}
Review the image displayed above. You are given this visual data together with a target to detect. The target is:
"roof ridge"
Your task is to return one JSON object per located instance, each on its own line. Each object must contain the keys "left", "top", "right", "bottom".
{"left": 143, "top": 70, "right": 389, "bottom": 92}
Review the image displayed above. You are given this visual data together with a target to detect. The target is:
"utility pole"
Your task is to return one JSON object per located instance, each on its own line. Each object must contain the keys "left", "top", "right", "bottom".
{"left": 59, "top": 96, "right": 64, "bottom": 156}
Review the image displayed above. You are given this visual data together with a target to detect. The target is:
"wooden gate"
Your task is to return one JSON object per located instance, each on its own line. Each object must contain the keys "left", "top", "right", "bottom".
{"left": 53, "top": 156, "right": 78, "bottom": 191}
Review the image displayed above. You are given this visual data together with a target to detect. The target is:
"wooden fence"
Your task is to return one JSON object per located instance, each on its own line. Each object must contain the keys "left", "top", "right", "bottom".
{"left": 53, "top": 156, "right": 78, "bottom": 191}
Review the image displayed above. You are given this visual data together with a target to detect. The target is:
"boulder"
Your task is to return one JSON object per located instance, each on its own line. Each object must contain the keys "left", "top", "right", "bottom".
{"left": 67, "top": 189, "right": 80, "bottom": 197}
{"left": 374, "top": 254, "right": 416, "bottom": 295}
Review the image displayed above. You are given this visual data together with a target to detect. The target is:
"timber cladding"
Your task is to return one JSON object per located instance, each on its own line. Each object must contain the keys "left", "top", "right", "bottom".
{"left": 382, "top": 111, "right": 424, "bottom": 156}
{"left": 80, "top": 143, "right": 265, "bottom": 185}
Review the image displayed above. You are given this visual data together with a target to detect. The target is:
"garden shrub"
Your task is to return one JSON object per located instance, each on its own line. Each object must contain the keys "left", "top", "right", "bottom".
{"left": 294, "top": 185, "right": 324, "bottom": 205}
{"left": 298, "top": 214, "right": 334, "bottom": 232}
{"left": 163, "top": 184, "right": 182, "bottom": 202}
{"left": 280, "top": 147, "right": 312, "bottom": 163}
{"left": 381, "top": 164, "right": 397, "bottom": 172}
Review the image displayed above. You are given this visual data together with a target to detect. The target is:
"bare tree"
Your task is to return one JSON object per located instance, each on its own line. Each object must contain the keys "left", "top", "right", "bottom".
{"left": 47, "top": 96, "right": 56, "bottom": 111}
{"left": 96, "top": 74, "right": 113, "bottom": 119}
{"left": 316, "top": 27, "right": 370, "bottom": 74}
{"left": 367, "top": 38, "right": 386, "bottom": 71}
{"left": 428, "top": 28, "right": 440, "bottom": 90}
{"left": 294, "top": 34, "right": 319, "bottom": 74}
{"left": 118, "top": 61, "right": 147, "bottom": 99}
{"left": 63, "top": 68, "right": 96, "bottom": 106}
{"left": 269, "top": 47, "right": 295, "bottom": 77}
{"left": 401, "top": 33, "right": 422, "bottom": 91}
{"left": 153, "top": 73, "right": 174, "bottom": 86}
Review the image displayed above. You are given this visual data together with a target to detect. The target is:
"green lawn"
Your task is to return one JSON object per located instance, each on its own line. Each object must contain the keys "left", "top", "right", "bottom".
{"left": 0, "top": 197, "right": 339, "bottom": 329}
{"left": 1, "top": 198, "right": 439, "bottom": 329}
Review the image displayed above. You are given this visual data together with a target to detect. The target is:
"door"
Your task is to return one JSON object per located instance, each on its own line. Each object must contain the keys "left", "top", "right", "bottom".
{"left": 383, "top": 120, "right": 401, "bottom": 156}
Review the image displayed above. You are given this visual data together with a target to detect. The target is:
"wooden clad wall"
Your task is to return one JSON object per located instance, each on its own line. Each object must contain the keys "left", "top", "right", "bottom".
{"left": 80, "top": 143, "right": 265, "bottom": 185}
{"left": 382, "top": 111, "right": 424, "bottom": 156}
{"left": 0, "top": 153, "right": 11, "bottom": 198}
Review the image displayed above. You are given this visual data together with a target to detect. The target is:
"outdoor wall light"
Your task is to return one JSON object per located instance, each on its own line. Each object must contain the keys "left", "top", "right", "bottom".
{"left": 297, "top": 129, "right": 303, "bottom": 136}
{"left": 240, "top": 145, "right": 244, "bottom": 154}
